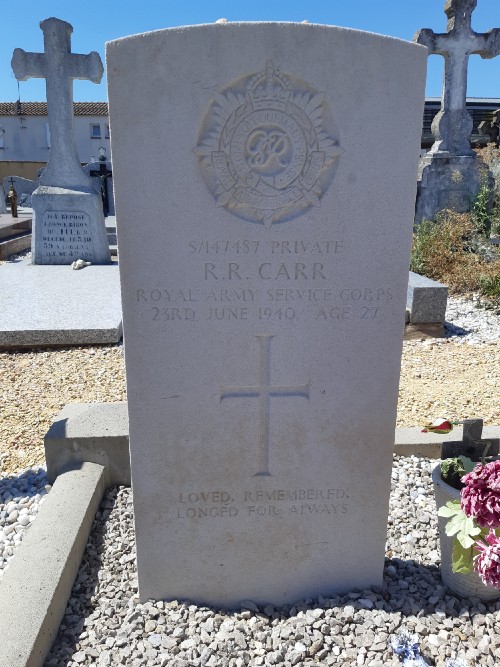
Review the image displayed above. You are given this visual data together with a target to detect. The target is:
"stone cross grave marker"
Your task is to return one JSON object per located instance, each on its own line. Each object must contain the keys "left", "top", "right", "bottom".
{"left": 107, "top": 22, "right": 427, "bottom": 607}
{"left": 12, "top": 17, "right": 110, "bottom": 264}
{"left": 414, "top": 0, "right": 500, "bottom": 222}
{"left": 415, "top": 0, "right": 500, "bottom": 156}
{"left": 442, "top": 418, "right": 500, "bottom": 460}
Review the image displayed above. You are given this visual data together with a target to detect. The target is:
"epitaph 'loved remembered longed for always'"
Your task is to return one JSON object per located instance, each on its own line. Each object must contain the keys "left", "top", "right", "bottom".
{"left": 107, "top": 23, "right": 427, "bottom": 607}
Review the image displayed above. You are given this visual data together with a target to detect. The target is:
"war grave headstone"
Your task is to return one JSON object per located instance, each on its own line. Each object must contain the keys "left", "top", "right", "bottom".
{"left": 11, "top": 17, "right": 111, "bottom": 265}
{"left": 414, "top": 0, "right": 500, "bottom": 223}
{"left": 107, "top": 22, "right": 426, "bottom": 606}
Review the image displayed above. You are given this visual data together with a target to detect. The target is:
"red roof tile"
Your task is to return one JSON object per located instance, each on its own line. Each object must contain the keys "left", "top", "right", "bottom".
{"left": 0, "top": 102, "right": 108, "bottom": 116}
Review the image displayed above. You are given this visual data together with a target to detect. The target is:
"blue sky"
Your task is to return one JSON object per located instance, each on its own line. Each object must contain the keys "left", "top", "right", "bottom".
{"left": 1, "top": 0, "right": 499, "bottom": 102}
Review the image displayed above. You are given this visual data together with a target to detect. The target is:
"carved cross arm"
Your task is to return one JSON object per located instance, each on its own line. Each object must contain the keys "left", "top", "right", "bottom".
{"left": 480, "top": 28, "right": 500, "bottom": 59}
{"left": 11, "top": 49, "right": 46, "bottom": 80}
{"left": 69, "top": 52, "right": 104, "bottom": 83}
{"left": 413, "top": 29, "right": 447, "bottom": 56}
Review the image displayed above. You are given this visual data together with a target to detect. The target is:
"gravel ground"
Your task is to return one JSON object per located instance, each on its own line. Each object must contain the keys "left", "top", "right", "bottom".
{"left": 0, "top": 292, "right": 499, "bottom": 666}
{"left": 41, "top": 456, "right": 500, "bottom": 667}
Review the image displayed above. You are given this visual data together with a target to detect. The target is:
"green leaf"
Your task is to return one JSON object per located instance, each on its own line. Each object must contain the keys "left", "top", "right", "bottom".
{"left": 438, "top": 500, "right": 461, "bottom": 517}
{"left": 438, "top": 501, "right": 481, "bottom": 548}
{"left": 452, "top": 539, "right": 475, "bottom": 573}
{"left": 458, "top": 456, "right": 476, "bottom": 474}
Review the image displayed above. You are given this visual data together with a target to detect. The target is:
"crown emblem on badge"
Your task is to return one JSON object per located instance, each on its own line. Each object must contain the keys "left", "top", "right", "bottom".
{"left": 196, "top": 61, "right": 343, "bottom": 227}
{"left": 248, "top": 60, "right": 291, "bottom": 111}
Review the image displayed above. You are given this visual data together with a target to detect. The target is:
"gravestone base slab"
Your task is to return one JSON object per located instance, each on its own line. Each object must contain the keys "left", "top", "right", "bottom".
{"left": 415, "top": 154, "right": 483, "bottom": 224}
{"left": 0, "top": 259, "right": 122, "bottom": 348}
{"left": 45, "top": 402, "right": 131, "bottom": 486}
{"left": 0, "top": 212, "right": 32, "bottom": 240}
{"left": 0, "top": 232, "right": 31, "bottom": 259}
{"left": 43, "top": 401, "right": 500, "bottom": 486}
{"left": 32, "top": 187, "right": 111, "bottom": 265}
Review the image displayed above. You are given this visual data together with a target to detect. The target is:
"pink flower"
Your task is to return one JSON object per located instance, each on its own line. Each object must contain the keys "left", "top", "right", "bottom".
{"left": 473, "top": 532, "right": 500, "bottom": 589}
{"left": 461, "top": 460, "right": 500, "bottom": 529}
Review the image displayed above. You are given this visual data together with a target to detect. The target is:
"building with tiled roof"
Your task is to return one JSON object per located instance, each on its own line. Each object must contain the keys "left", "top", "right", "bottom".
{"left": 0, "top": 102, "right": 110, "bottom": 181}
{"left": 1, "top": 97, "right": 499, "bottom": 182}
{"left": 0, "top": 102, "right": 109, "bottom": 116}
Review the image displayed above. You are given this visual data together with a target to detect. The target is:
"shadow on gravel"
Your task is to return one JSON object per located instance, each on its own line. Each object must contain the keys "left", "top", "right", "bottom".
{"left": 444, "top": 321, "right": 470, "bottom": 337}
{"left": 381, "top": 556, "right": 499, "bottom": 617}
{"left": 0, "top": 467, "right": 48, "bottom": 500}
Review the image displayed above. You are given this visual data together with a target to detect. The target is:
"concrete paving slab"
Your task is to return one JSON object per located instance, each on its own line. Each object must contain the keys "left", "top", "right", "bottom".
{"left": 0, "top": 259, "right": 123, "bottom": 348}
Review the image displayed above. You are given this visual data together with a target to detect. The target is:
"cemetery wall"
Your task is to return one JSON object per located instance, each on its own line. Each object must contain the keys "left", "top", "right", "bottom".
{"left": 0, "top": 161, "right": 45, "bottom": 181}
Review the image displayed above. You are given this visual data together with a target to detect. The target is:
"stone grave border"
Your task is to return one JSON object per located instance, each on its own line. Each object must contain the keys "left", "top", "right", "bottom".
{"left": 1, "top": 400, "right": 499, "bottom": 667}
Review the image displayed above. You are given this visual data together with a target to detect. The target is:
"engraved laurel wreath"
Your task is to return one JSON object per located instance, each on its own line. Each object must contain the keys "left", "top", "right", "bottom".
{"left": 196, "top": 60, "right": 343, "bottom": 227}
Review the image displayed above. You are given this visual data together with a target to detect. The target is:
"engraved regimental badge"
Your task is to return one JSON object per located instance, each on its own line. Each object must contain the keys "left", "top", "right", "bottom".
{"left": 196, "top": 60, "right": 342, "bottom": 227}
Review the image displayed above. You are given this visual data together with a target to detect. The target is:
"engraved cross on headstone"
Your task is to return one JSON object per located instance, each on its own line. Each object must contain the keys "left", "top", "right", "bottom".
{"left": 11, "top": 18, "right": 104, "bottom": 190}
{"left": 220, "top": 335, "right": 310, "bottom": 477}
{"left": 414, "top": 0, "right": 500, "bottom": 156}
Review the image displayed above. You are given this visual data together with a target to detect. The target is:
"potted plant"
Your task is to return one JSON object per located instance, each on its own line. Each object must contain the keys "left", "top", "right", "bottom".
{"left": 429, "top": 418, "right": 500, "bottom": 600}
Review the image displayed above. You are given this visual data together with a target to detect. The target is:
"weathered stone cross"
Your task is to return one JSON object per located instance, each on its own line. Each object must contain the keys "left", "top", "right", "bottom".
{"left": 220, "top": 335, "right": 310, "bottom": 477}
{"left": 11, "top": 18, "right": 103, "bottom": 190}
{"left": 414, "top": 0, "right": 500, "bottom": 156}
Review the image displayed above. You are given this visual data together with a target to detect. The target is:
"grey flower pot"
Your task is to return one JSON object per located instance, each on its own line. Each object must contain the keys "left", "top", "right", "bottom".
{"left": 432, "top": 463, "right": 500, "bottom": 601}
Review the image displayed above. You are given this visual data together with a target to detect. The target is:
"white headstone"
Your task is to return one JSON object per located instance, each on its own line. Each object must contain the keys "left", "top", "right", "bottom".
{"left": 12, "top": 18, "right": 111, "bottom": 264}
{"left": 107, "top": 22, "right": 426, "bottom": 607}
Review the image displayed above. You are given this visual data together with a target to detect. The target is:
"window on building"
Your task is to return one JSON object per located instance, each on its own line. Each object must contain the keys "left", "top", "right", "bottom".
{"left": 90, "top": 123, "right": 101, "bottom": 139}
{"left": 0, "top": 127, "right": 4, "bottom": 149}
{"left": 46, "top": 123, "right": 51, "bottom": 148}
{"left": 105, "top": 124, "right": 110, "bottom": 139}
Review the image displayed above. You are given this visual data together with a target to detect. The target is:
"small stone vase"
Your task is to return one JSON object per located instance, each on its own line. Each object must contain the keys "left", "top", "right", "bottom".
{"left": 432, "top": 463, "right": 500, "bottom": 601}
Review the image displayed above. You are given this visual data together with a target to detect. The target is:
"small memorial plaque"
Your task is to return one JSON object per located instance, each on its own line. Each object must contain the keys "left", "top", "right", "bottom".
{"left": 41, "top": 210, "right": 94, "bottom": 262}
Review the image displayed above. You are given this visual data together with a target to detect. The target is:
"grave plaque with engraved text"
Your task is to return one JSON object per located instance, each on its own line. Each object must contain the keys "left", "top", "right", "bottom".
{"left": 107, "top": 23, "right": 426, "bottom": 606}
{"left": 41, "top": 211, "right": 94, "bottom": 261}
